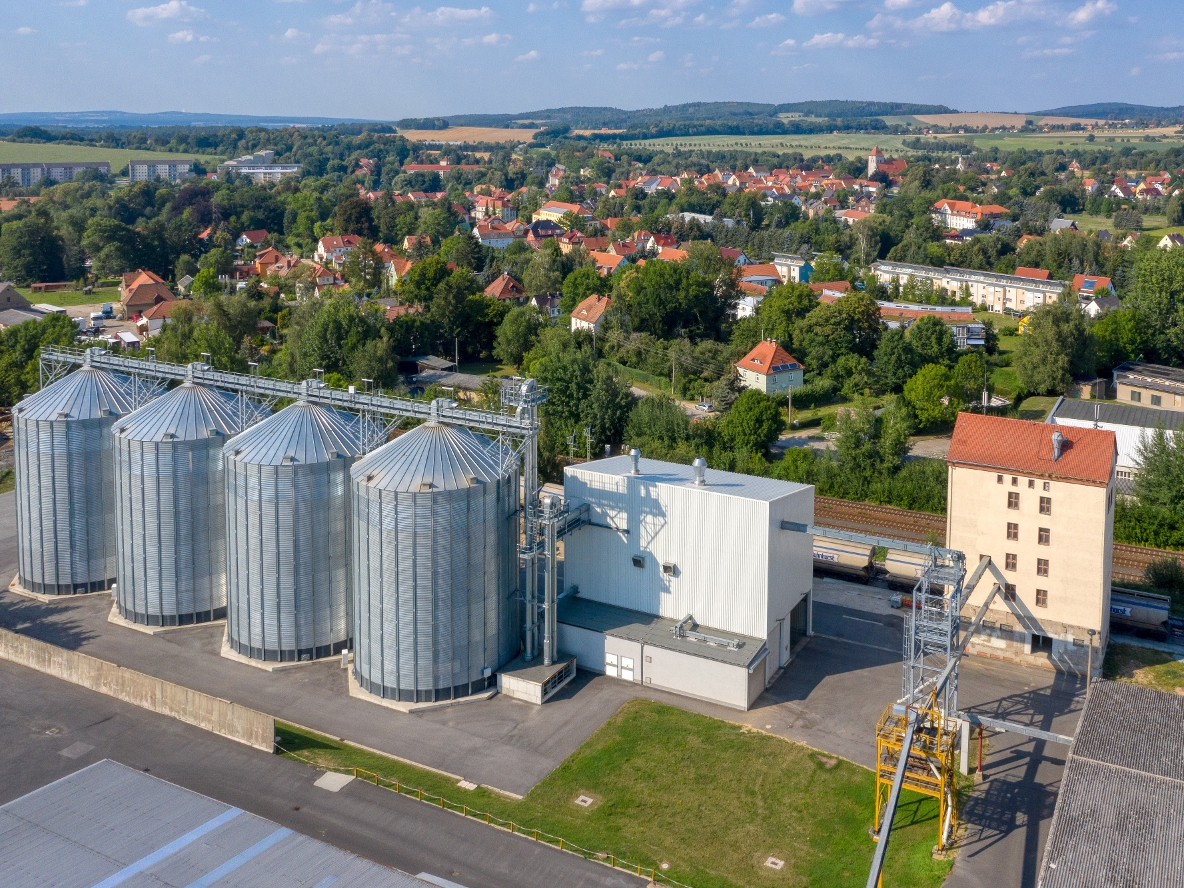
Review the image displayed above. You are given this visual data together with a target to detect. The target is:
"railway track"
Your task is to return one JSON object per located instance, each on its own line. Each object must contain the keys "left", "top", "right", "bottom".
{"left": 813, "top": 496, "right": 1184, "bottom": 583}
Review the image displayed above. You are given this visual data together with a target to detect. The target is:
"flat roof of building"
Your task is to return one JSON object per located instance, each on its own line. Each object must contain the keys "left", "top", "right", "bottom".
{"left": 0, "top": 759, "right": 428, "bottom": 888}
{"left": 1114, "top": 361, "right": 1184, "bottom": 391}
{"left": 1037, "top": 681, "right": 1184, "bottom": 887}
{"left": 1050, "top": 397, "right": 1184, "bottom": 430}
{"left": 558, "top": 595, "right": 767, "bottom": 669}
{"left": 566, "top": 455, "right": 811, "bottom": 503}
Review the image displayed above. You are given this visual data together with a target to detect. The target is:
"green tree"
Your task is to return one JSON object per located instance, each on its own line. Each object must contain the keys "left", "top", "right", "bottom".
{"left": 907, "top": 315, "right": 957, "bottom": 367}
{"left": 191, "top": 267, "right": 223, "bottom": 298}
{"left": 873, "top": 327, "right": 920, "bottom": 392}
{"left": 1167, "top": 193, "right": 1184, "bottom": 227}
{"left": 450, "top": 231, "right": 483, "bottom": 271}
{"left": 0, "top": 313, "right": 78, "bottom": 407}
{"left": 755, "top": 283, "right": 814, "bottom": 345}
{"left": 399, "top": 254, "right": 450, "bottom": 304}
{"left": 718, "top": 389, "right": 785, "bottom": 453}
{"left": 0, "top": 212, "right": 66, "bottom": 283}
{"left": 560, "top": 266, "right": 604, "bottom": 314}
{"left": 333, "top": 197, "right": 377, "bottom": 238}
{"left": 197, "top": 247, "right": 233, "bottom": 276}
{"left": 1125, "top": 248, "right": 1184, "bottom": 363}
{"left": 951, "top": 352, "right": 991, "bottom": 404}
{"left": 809, "top": 253, "right": 847, "bottom": 284}
{"left": 493, "top": 305, "right": 545, "bottom": 368}
{"left": 583, "top": 364, "right": 635, "bottom": 451}
{"left": 1014, "top": 302, "right": 1094, "bottom": 394}
{"left": 1092, "top": 307, "right": 1149, "bottom": 374}
{"left": 625, "top": 394, "right": 691, "bottom": 450}
{"left": 429, "top": 269, "right": 481, "bottom": 350}
{"left": 903, "top": 363, "right": 955, "bottom": 429}
{"left": 1133, "top": 427, "right": 1184, "bottom": 518}
{"left": 341, "top": 238, "right": 383, "bottom": 291}
{"left": 524, "top": 240, "right": 567, "bottom": 296}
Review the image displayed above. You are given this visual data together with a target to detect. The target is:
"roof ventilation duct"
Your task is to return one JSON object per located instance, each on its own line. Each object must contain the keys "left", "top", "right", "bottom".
{"left": 1051, "top": 429, "right": 1065, "bottom": 461}
{"left": 630, "top": 448, "right": 641, "bottom": 475}
{"left": 692, "top": 456, "right": 707, "bottom": 486}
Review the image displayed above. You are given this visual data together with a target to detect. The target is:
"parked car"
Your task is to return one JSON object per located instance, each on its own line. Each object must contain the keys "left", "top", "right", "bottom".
{"left": 695, "top": 402, "right": 714, "bottom": 413}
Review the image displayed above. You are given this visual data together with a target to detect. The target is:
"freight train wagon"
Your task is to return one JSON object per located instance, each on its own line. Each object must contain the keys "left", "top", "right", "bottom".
{"left": 1110, "top": 587, "right": 1175, "bottom": 641}
{"left": 812, "top": 534, "right": 875, "bottom": 581}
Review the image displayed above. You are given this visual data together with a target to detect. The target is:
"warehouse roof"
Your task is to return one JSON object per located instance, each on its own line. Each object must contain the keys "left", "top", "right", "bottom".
{"left": 1037, "top": 681, "right": 1184, "bottom": 888}
{"left": 946, "top": 412, "right": 1115, "bottom": 486}
{"left": 1049, "top": 397, "right": 1184, "bottom": 431}
{"left": 558, "top": 596, "right": 767, "bottom": 668}
{"left": 0, "top": 759, "right": 429, "bottom": 887}
{"left": 567, "top": 455, "right": 810, "bottom": 502}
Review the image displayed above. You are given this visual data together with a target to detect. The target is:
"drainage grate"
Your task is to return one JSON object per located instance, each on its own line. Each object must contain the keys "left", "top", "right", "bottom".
{"left": 574, "top": 795, "right": 594, "bottom": 807}
{"left": 764, "top": 857, "right": 785, "bottom": 871}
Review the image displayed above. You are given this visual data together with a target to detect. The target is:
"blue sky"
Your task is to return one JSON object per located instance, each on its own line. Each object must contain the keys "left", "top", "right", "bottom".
{"left": 4, "top": 0, "right": 1181, "bottom": 119}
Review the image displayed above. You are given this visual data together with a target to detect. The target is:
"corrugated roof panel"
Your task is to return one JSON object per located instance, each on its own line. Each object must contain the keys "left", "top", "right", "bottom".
{"left": 225, "top": 400, "right": 372, "bottom": 466}
{"left": 115, "top": 382, "right": 270, "bottom": 442}
{"left": 13, "top": 367, "right": 137, "bottom": 422}
{"left": 351, "top": 422, "right": 506, "bottom": 491}
{"left": 1052, "top": 398, "right": 1184, "bottom": 431}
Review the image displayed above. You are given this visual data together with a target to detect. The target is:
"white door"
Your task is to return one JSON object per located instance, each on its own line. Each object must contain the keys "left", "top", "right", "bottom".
{"left": 605, "top": 652, "right": 618, "bottom": 677}
{"left": 620, "top": 657, "right": 635, "bottom": 682}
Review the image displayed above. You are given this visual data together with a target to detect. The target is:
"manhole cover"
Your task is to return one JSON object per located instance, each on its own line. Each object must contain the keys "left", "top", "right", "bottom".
{"left": 660, "top": 862, "right": 670, "bottom": 871}
{"left": 764, "top": 857, "right": 785, "bottom": 871}
{"left": 574, "top": 795, "right": 594, "bottom": 807}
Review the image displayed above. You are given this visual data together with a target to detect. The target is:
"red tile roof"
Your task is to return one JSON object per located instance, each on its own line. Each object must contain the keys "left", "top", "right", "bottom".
{"left": 1071, "top": 274, "right": 1114, "bottom": 295}
{"left": 946, "top": 413, "right": 1115, "bottom": 486}
{"left": 736, "top": 341, "right": 801, "bottom": 377}
{"left": 572, "top": 294, "right": 611, "bottom": 325}
{"left": 484, "top": 273, "right": 525, "bottom": 300}
{"left": 1014, "top": 266, "right": 1051, "bottom": 280}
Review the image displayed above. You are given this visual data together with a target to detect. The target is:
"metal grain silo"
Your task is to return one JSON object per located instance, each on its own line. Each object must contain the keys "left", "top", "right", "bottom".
{"left": 351, "top": 405, "right": 520, "bottom": 703}
{"left": 113, "top": 372, "right": 270, "bottom": 627}
{"left": 224, "top": 390, "right": 370, "bottom": 662}
{"left": 13, "top": 353, "right": 143, "bottom": 595}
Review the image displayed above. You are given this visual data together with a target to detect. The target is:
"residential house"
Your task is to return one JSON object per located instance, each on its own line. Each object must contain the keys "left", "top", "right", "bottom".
{"left": 931, "top": 199, "right": 1010, "bottom": 231}
{"left": 608, "top": 240, "right": 639, "bottom": 259}
{"left": 1015, "top": 266, "right": 1052, "bottom": 281}
{"left": 1159, "top": 233, "right": 1184, "bottom": 250}
{"left": 525, "top": 220, "right": 563, "bottom": 245}
{"left": 533, "top": 294, "right": 561, "bottom": 318}
{"left": 484, "top": 273, "right": 526, "bottom": 304}
{"left": 871, "top": 260, "right": 1065, "bottom": 313}
{"left": 655, "top": 247, "right": 689, "bottom": 263}
{"left": 471, "top": 195, "right": 517, "bottom": 221}
{"left": 738, "top": 264, "right": 782, "bottom": 289}
{"left": 136, "top": 299, "right": 187, "bottom": 338}
{"left": 874, "top": 301, "right": 986, "bottom": 349}
{"left": 315, "top": 234, "right": 361, "bottom": 267}
{"left": 128, "top": 159, "right": 193, "bottom": 183}
{"left": 0, "top": 281, "right": 33, "bottom": 312}
{"left": 533, "top": 201, "right": 593, "bottom": 224}
{"left": 1049, "top": 219, "right": 1078, "bottom": 234}
{"left": 589, "top": 251, "right": 626, "bottom": 277}
{"left": 807, "top": 280, "right": 850, "bottom": 298}
{"left": 1111, "top": 361, "right": 1184, "bottom": 411}
{"left": 735, "top": 341, "right": 804, "bottom": 395}
{"left": 121, "top": 280, "right": 175, "bottom": 319}
{"left": 571, "top": 294, "right": 611, "bottom": 333}
{"left": 772, "top": 253, "right": 813, "bottom": 284}
{"left": 176, "top": 274, "right": 195, "bottom": 294}
{"left": 403, "top": 235, "right": 431, "bottom": 252}
{"left": 719, "top": 248, "right": 751, "bottom": 266}
{"left": 1071, "top": 274, "right": 1115, "bottom": 300}
{"left": 473, "top": 221, "right": 520, "bottom": 250}
{"left": 236, "top": 230, "right": 269, "bottom": 249}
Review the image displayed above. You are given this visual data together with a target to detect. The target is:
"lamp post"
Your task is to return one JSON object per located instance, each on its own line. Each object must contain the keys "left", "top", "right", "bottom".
{"left": 1086, "top": 628, "right": 1097, "bottom": 694}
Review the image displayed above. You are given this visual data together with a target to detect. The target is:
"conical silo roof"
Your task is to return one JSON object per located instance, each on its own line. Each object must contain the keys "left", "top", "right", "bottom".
{"left": 352, "top": 421, "right": 506, "bottom": 491}
{"left": 226, "top": 399, "right": 369, "bottom": 465}
{"left": 13, "top": 367, "right": 136, "bottom": 422}
{"left": 115, "top": 382, "right": 269, "bottom": 442}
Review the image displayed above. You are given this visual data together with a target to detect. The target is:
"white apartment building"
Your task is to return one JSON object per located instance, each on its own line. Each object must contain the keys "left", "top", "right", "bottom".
{"left": 771, "top": 253, "right": 813, "bottom": 284}
{"left": 946, "top": 413, "right": 1116, "bottom": 675}
{"left": 217, "top": 151, "right": 300, "bottom": 183}
{"left": 0, "top": 162, "right": 110, "bottom": 185}
{"left": 871, "top": 260, "right": 1066, "bottom": 313}
{"left": 128, "top": 159, "right": 194, "bottom": 183}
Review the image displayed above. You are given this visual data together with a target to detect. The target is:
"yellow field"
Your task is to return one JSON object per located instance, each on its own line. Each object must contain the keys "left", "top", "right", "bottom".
{"left": 915, "top": 112, "right": 1103, "bottom": 128}
{"left": 0, "top": 141, "right": 220, "bottom": 170}
{"left": 618, "top": 132, "right": 913, "bottom": 157}
{"left": 397, "top": 127, "right": 539, "bottom": 143}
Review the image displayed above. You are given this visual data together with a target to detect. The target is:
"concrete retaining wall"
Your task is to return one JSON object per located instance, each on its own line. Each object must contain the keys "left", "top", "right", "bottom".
{"left": 0, "top": 628, "right": 274, "bottom": 751}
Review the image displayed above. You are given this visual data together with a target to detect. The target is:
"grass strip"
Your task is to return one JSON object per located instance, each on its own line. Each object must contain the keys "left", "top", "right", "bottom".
{"left": 277, "top": 699, "right": 953, "bottom": 888}
{"left": 1103, "top": 642, "right": 1184, "bottom": 694}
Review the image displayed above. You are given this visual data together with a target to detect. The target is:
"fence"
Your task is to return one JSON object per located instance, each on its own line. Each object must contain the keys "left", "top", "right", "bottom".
{"left": 275, "top": 739, "right": 690, "bottom": 887}
{"left": 0, "top": 628, "right": 274, "bottom": 751}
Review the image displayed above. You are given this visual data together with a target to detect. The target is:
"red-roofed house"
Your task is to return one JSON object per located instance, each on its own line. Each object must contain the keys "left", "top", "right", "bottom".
{"left": 946, "top": 412, "right": 1116, "bottom": 674}
{"left": 315, "top": 234, "right": 360, "bottom": 267}
{"left": 808, "top": 280, "right": 851, "bottom": 298}
{"left": 931, "top": 200, "right": 1010, "bottom": 231}
{"left": 235, "top": 229, "right": 269, "bottom": 248}
{"left": 589, "top": 251, "right": 626, "bottom": 277}
{"left": 735, "top": 341, "right": 804, "bottom": 395}
{"left": 533, "top": 201, "right": 594, "bottom": 224}
{"left": 571, "top": 294, "right": 611, "bottom": 333}
{"left": 136, "top": 298, "right": 189, "bottom": 337}
{"left": 1014, "top": 266, "right": 1051, "bottom": 280}
{"left": 484, "top": 273, "right": 526, "bottom": 304}
{"left": 1071, "top": 274, "right": 1115, "bottom": 298}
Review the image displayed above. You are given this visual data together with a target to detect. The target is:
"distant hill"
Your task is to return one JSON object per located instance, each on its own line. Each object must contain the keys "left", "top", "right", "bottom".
{"left": 774, "top": 100, "right": 954, "bottom": 118}
{"left": 1037, "top": 103, "right": 1184, "bottom": 121}
{"left": 0, "top": 110, "right": 385, "bottom": 129}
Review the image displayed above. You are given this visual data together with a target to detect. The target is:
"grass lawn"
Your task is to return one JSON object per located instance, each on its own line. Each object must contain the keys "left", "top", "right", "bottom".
{"left": 790, "top": 397, "right": 885, "bottom": 431}
{"left": 1014, "top": 395, "right": 1059, "bottom": 422}
{"left": 457, "top": 359, "right": 518, "bottom": 378}
{"left": 1102, "top": 642, "right": 1184, "bottom": 695}
{"left": 0, "top": 469, "right": 12, "bottom": 495}
{"left": 963, "top": 129, "right": 1184, "bottom": 153}
{"left": 0, "top": 141, "right": 220, "bottom": 172}
{"left": 619, "top": 133, "right": 914, "bottom": 159}
{"left": 277, "top": 700, "right": 953, "bottom": 888}
{"left": 14, "top": 286, "right": 120, "bottom": 308}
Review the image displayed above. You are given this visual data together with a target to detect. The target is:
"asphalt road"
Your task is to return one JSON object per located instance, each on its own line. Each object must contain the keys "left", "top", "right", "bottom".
{"left": 0, "top": 659, "right": 642, "bottom": 888}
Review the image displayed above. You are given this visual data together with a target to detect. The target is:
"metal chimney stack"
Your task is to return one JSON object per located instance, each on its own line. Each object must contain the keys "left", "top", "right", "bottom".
{"left": 629, "top": 448, "right": 641, "bottom": 475}
{"left": 692, "top": 457, "right": 707, "bottom": 486}
{"left": 1051, "top": 429, "right": 1064, "bottom": 460}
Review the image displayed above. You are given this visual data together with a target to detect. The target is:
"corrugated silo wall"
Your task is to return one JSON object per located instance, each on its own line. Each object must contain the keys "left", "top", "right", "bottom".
{"left": 114, "top": 435, "right": 227, "bottom": 625}
{"left": 352, "top": 468, "right": 519, "bottom": 702}
{"left": 225, "top": 456, "right": 351, "bottom": 661}
{"left": 15, "top": 416, "right": 119, "bottom": 594}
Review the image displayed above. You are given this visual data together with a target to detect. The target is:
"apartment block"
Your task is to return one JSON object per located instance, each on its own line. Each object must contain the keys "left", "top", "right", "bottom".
{"left": 128, "top": 159, "right": 194, "bottom": 182}
{"left": 871, "top": 260, "right": 1065, "bottom": 313}
{"left": 0, "top": 161, "right": 110, "bottom": 186}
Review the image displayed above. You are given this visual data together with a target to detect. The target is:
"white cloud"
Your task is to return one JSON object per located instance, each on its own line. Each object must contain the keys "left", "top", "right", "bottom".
{"left": 1023, "top": 45, "right": 1072, "bottom": 56}
{"left": 168, "top": 29, "right": 193, "bottom": 41}
{"left": 127, "top": 0, "right": 205, "bottom": 25}
{"left": 527, "top": 2, "right": 539, "bottom": 8}
{"left": 871, "top": 0, "right": 1029, "bottom": 32}
{"left": 648, "top": 49, "right": 665, "bottom": 60}
{"left": 749, "top": 12, "right": 785, "bottom": 26}
{"left": 403, "top": 5, "right": 492, "bottom": 25}
{"left": 617, "top": 60, "right": 639, "bottom": 68}
{"left": 771, "top": 37, "right": 796, "bottom": 53}
{"left": 16, "top": 26, "right": 36, "bottom": 34}
{"left": 1129, "top": 65, "right": 1140, "bottom": 75}
{"left": 325, "top": 1, "right": 393, "bottom": 27}
{"left": 883, "top": 0, "right": 918, "bottom": 7}
{"left": 281, "top": 27, "right": 309, "bottom": 38}
{"left": 515, "top": 48, "right": 540, "bottom": 60}
{"left": 792, "top": 0, "right": 856, "bottom": 13}
{"left": 804, "top": 30, "right": 878, "bottom": 47}
{"left": 1066, "top": 0, "right": 1115, "bottom": 27}
{"left": 582, "top": 48, "right": 603, "bottom": 54}
{"left": 59, "top": 0, "right": 87, "bottom": 6}
{"left": 463, "top": 31, "right": 510, "bottom": 43}
{"left": 192, "top": 53, "right": 211, "bottom": 64}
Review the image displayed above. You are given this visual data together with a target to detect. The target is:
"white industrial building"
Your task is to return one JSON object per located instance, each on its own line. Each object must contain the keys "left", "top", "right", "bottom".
{"left": 558, "top": 454, "right": 814, "bottom": 710}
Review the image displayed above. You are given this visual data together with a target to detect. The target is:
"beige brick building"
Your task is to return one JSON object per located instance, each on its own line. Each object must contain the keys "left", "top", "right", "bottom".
{"left": 946, "top": 414, "right": 1116, "bottom": 675}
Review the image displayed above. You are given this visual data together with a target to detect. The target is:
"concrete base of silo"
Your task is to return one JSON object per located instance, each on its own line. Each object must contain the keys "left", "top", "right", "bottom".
{"left": 218, "top": 631, "right": 335, "bottom": 673}
{"left": 496, "top": 654, "right": 578, "bottom": 705}
{"left": 7, "top": 575, "right": 96, "bottom": 605}
{"left": 346, "top": 671, "right": 498, "bottom": 714}
{"left": 106, "top": 601, "right": 225, "bottom": 637}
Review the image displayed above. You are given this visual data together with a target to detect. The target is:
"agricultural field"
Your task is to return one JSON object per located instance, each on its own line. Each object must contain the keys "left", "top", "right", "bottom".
{"left": 952, "top": 126, "right": 1184, "bottom": 153}
{"left": 915, "top": 112, "right": 1104, "bottom": 128}
{"left": 396, "top": 126, "right": 539, "bottom": 143}
{"left": 1063, "top": 213, "right": 1184, "bottom": 241}
{"left": 617, "top": 132, "right": 914, "bottom": 158}
{"left": 277, "top": 699, "right": 953, "bottom": 888}
{"left": 0, "top": 141, "right": 220, "bottom": 172}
